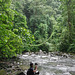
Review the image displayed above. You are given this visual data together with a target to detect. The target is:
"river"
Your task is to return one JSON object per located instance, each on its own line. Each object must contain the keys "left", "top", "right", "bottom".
{"left": 18, "top": 52, "right": 75, "bottom": 75}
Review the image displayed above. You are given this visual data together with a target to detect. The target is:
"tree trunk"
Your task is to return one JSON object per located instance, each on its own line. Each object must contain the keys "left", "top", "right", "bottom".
{"left": 67, "top": 0, "right": 72, "bottom": 43}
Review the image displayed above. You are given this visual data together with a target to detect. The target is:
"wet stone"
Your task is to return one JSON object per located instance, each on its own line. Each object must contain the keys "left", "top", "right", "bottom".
{"left": 69, "top": 71, "right": 75, "bottom": 75}
{"left": 0, "top": 69, "right": 7, "bottom": 75}
{"left": 16, "top": 72, "right": 25, "bottom": 75}
{"left": 63, "top": 72, "right": 71, "bottom": 75}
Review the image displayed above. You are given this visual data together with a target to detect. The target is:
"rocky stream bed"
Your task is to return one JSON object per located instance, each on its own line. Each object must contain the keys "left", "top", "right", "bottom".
{"left": 0, "top": 51, "right": 75, "bottom": 75}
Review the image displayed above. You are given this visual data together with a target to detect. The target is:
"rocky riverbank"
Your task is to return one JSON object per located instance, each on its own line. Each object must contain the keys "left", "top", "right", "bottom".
{"left": 0, "top": 57, "right": 27, "bottom": 75}
{"left": 0, "top": 51, "right": 75, "bottom": 75}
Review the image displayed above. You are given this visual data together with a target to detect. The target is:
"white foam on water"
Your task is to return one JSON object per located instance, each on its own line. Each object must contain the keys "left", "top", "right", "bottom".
{"left": 58, "top": 67, "right": 68, "bottom": 72}
{"left": 63, "top": 72, "right": 71, "bottom": 75}
{"left": 46, "top": 72, "right": 50, "bottom": 75}
{"left": 68, "top": 67, "right": 75, "bottom": 71}
{"left": 22, "top": 55, "right": 28, "bottom": 57}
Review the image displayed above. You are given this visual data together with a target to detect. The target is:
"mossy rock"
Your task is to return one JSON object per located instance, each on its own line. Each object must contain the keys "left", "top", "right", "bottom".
{"left": 0, "top": 69, "right": 7, "bottom": 75}
{"left": 15, "top": 71, "right": 25, "bottom": 75}
{"left": 70, "top": 71, "right": 75, "bottom": 75}
{"left": 16, "top": 71, "right": 25, "bottom": 75}
{"left": 20, "top": 65, "right": 29, "bottom": 70}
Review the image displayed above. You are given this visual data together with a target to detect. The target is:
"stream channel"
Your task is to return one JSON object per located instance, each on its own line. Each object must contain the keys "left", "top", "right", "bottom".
{"left": 18, "top": 52, "right": 75, "bottom": 75}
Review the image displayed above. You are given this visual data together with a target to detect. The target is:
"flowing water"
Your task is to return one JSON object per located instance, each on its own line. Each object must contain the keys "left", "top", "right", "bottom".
{"left": 18, "top": 52, "right": 75, "bottom": 75}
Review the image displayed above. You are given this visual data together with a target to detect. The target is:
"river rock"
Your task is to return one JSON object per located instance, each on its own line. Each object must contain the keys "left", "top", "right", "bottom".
{"left": 0, "top": 69, "right": 7, "bottom": 75}
{"left": 62, "top": 53, "right": 69, "bottom": 58}
{"left": 54, "top": 52, "right": 63, "bottom": 56}
{"left": 70, "top": 71, "right": 75, "bottom": 75}
{"left": 16, "top": 72, "right": 25, "bottom": 75}
{"left": 25, "top": 52, "right": 30, "bottom": 55}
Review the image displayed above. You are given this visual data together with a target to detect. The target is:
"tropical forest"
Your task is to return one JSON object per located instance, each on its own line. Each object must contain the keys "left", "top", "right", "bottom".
{"left": 0, "top": 0, "right": 75, "bottom": 75}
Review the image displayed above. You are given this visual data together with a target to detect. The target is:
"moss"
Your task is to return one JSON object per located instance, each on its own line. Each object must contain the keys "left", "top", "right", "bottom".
{"left": 20, "top": 65, "right": 29, "bottom": 70}
{"left": 0, "top": 69, "right": 7, "bottom": 75}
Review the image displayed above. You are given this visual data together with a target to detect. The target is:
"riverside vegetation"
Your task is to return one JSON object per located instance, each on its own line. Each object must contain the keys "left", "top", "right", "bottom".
{"left": 0, "top": 0, "right": 75, "bottom": 59}
{"left": 0, "top": 1, "right": 75, "bottom": 74}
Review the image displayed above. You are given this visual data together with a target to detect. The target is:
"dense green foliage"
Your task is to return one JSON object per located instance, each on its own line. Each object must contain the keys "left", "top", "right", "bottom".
{"left": 0, "top": 0, "right": 35, "bottom": 58}
{"left": 0, "top": 0, "right": 75, "bottom": 58}
{"left": 57, "top": 0, "right": 75, "bottom": 52}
